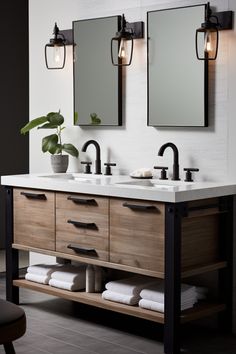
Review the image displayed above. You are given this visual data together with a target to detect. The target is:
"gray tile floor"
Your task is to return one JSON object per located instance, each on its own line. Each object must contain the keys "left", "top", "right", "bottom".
{"left": 1, "top": 273, "right": 236, "bottom": 354}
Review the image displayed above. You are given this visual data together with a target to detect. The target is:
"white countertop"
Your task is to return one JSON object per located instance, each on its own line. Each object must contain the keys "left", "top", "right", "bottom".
{"left": 1, "top": 173, "right": 236, "bottom": 203}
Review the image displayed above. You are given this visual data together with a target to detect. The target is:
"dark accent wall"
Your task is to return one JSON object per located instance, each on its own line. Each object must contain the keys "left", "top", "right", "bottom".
{"left": 0, "top": 1, "right": 29, "bottom": 248}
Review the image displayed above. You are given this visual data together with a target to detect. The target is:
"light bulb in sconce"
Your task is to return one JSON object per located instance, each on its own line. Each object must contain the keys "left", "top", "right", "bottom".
{"left": 118, "top": 38, "right": 126, "bottom": 58}
{"left": 53, "top": 46, "right": 61, "bottom": 63}
{"left": 204, "top": 31, "right": 212, "bottom": 53}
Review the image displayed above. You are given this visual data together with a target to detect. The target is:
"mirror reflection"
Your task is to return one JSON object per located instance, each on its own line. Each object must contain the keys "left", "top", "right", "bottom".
{"left": 73, "top": 16, "right": 122, "bottom": 126}
{"left": 147, "top": 5, "right": 207, "bottom": 127}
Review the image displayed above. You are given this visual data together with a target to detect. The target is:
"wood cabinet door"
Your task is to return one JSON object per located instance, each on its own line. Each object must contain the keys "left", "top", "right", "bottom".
{"left": 110, "top": 198, "right": 165, "bottom": 272}
{"left": 14, "top": 188, "right": 55, "bottom": 250}
{"left": 56, "top": 193, "right": 109, "bottom": 261}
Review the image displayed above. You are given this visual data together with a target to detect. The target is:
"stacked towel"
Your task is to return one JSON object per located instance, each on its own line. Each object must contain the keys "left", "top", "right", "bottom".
{"left": 139, "top": 282, "right": 202, "bottom": 313}
{"left": 25, "top": 263, "right": 61, "bottom": 284}
{"left": 102, "top": 276, "right": 156, "bottom": 306}
{"left": 49, "top": 264, "right": 86, "bottom": 291}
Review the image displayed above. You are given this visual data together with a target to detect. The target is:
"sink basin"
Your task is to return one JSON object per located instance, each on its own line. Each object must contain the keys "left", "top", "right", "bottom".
{"left": 39, "top": 173, "right": 74, "bottom": 180}
{"left": 38, "top": 173, "right": 110, "bottom": 182}
{"left": 116, "top": 179, "right": 193, "bottom": 190}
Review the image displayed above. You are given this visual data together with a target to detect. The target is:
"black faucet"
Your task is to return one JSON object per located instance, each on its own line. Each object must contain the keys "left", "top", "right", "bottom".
{"left": 81, "top": 140, "right": 102, "bottom": 174}
{"left": 158, "top": 142, "right": 180, "bottom": 181}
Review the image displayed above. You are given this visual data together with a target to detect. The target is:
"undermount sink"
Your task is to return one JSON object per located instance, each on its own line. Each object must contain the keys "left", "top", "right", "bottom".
{"left": 115, "top": 179, "right": 193, "bottom": 190}
{"left": 38, "top": 173, "right": 110, "bottom": 182}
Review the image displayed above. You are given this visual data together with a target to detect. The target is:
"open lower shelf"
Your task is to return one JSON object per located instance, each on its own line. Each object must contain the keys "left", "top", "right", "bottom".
{"left": 12, "top": 243, "right": 227, "bottom": 279}
{"left": 13, "top": 279, "right": 226, "bottom": 324}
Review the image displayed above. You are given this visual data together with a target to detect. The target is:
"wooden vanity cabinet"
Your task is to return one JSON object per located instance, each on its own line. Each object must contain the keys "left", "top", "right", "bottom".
{"left": 8, "top": 187, "right": 233, "bottom": 354}
{"left": 55, "top": 192, "right": 109, "bottom": 261}
{"left": 13, "top": 188, "right": 55, "bottom": 251}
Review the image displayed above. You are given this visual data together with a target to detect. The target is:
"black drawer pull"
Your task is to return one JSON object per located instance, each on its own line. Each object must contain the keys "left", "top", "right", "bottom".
{"left": 67, "top": 196, "right": 97, "bottom": 205}
{"left": 21, "top": 192, "right": 47, "bottom": 200}
{"left": 67, "top": 243, "right": 98, "bottom": 256}
{"left": 67, "top": 219, "right": 98, "bottom": 230}
{"left": 123, "top": 202, "right": 157, "bottom": 211}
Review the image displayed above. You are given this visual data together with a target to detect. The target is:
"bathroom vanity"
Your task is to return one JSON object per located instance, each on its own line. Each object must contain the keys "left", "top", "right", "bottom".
{"left": 2, "top": 173, "right": 236, "bottom": 354}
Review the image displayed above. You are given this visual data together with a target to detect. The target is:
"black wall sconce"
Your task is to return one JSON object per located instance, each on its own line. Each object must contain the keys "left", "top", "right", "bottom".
{"left": 195, "top": 2, "right": 233, "bottom": 61}
{"left": 45, "top": 23, "right": 73, "bottom": 69}
{"left": 111, "top": 14, "right": 144, "bottom": 66}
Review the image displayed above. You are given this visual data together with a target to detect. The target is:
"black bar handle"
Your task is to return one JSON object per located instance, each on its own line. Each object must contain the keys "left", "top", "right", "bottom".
{"left": 123, "top": 202, "right": 157, "bottom": 211}
{"left": 67, "top": 219, "right": 98, "bottom": 230}
{"left": 67, "top": 243, "right": 98, "bottom": 256}
{"left": 20, "top": 192, "right": 47, "bottom": 200}
{"left": 67, "top": 196, "right": 97, "bottom": 205}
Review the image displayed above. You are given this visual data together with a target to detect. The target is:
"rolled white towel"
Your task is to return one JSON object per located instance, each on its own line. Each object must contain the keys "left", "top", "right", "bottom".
{"left": 105, "top": 276, "right": 156, "bottom": 296}
{"left": 27, "top": 263, "right": 61, "bottom": 276}
{"left": 139, "top": 298, "right": 196, "bottom": 313}
{"left": 25, "top": 273, "right": 50, "bottom": 285}
{"left": 140, "top": 282, "right": 197, "bottom": 304}
{"left": 49, "top": 278, "right": 85, "bottom": 291}
{"left": 51, "top": 265, "right": 86, "bottom": 283}
{"left": 130, "top": 168, "right": 153, "bottom": 178}
{"left": 102, "top": 290, "right": 140, "bottom": 305}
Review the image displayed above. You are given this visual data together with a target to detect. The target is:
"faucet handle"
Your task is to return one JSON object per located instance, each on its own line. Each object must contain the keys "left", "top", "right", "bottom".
{"left": 104, "top": 163, "right": 116, "bottom": 176}
{"left": 81, "top": 161, "right": 92, "bottom": 174}
{"left": 154, "top": 166, "right": 168, "bottom": 180}
{"left": 183, "top": 168, "right": 199, "bottom": 182}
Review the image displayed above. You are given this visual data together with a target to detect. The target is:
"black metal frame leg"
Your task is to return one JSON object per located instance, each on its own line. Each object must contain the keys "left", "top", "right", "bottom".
{"left": 5, "top": 186, "right": 19, "bottom": 304}
{"left": 164, "top": 203, "right": 185, "bottom": 354}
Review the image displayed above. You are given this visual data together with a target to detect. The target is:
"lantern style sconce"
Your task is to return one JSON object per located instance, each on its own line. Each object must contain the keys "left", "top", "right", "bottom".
{"left": 195, "top": 2, "right": 232, "bottom": 61}
{"left": 45, "top": 23, "right": 73, "bottom": 69}
{"left": 111, "top": 14, "right": 144, "bottom": 66}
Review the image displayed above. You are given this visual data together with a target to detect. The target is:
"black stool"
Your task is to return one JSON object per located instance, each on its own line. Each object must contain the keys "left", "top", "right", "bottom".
{"left": 0, "top": 299, "right": 26, "bottom": 354}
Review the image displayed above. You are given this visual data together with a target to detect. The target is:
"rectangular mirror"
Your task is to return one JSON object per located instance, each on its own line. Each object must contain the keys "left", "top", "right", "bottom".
{"left": 73, "top": 16, "right": 122, "bottom": 126}
{"left": 147, "top": 5, "right": 207, "bottom": 127}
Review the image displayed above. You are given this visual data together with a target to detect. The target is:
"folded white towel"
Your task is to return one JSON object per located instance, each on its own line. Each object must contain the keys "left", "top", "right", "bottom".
{"left": 102, "top": 290, "right": 140, "bottom": 305}
{"left": 139, "top": 298, "right": 195, "bottom": 313}
{"left": 51, "top": 265, "right": 86, "bottom": 283}
{"left": 49, "top": 278, "right": 85, "bottom": 291}
{"left": 27, "top": 263, "right": 61, "bottom": 276}
{"left": 25, "top": 272, "right": 50, "bottom": 284}
{"left": 140, "top": 282, "right": 197, "bottom": 304}
{"left": 105, "top": 276, "right": 156, "bottom": 296}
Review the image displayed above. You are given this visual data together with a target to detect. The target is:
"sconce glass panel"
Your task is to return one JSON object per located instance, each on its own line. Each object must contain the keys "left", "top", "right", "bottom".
{"left": 73, "top": 16, "right": 122, "bottom": 126}
{"left": 195, "top": 28, "right": 218, "bottom": 60}
{"left": 45, "top": 44, "right": 66, "bottom": 69}
{"left": 111, "top": 37, "right": 133, "bottom": 66}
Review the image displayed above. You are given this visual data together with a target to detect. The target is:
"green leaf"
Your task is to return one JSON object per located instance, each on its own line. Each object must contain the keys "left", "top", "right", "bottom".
{"left": 38, "top": 123, "right": 59, "bottom": 129}
{"left": 90, "top": 113, "right": 101, "bottom": 125}
{"left": 20, "top": 116, "right": 48, "bottom": 134}
{"left": 62, "top": 143, "right": 79, "bottom": 158}
{"left": 42, "top": 134, "right": 58, "bottom": 153}
{"left": 49, "top": 143, "right": 62, "bottom": 155}
{"left": 47, "top": 112, "right": 64, "bottom": 126}
{"left": 74, "top": 112, "right": 79, "bottom": 125}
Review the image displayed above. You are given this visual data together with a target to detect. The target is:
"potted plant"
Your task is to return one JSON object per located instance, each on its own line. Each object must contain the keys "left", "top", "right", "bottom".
{"left": 20, "top": 111, "right": 79, "bottom": 173}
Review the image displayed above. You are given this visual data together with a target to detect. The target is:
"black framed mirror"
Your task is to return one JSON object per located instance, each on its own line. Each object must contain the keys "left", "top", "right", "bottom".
{"left": 147, "top": 4, "right": 208, "bottom": 127}
{"left": 73, "top": 16, "right": 122, "bottom": 126}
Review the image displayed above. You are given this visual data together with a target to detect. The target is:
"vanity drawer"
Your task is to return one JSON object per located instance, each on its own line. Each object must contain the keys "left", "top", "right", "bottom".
{"left": 110, "top": 198, "right": 165, "bottom": 272}
{"left": 56, "top": 192, "right": 109, "bottom": 261}
{"left": 13, "top": 188, "right": 55, "bottom": 250}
